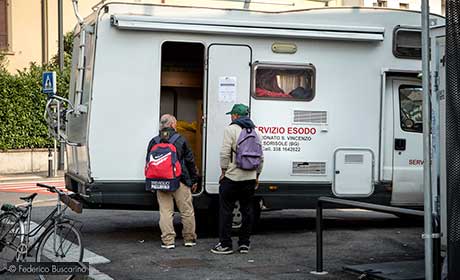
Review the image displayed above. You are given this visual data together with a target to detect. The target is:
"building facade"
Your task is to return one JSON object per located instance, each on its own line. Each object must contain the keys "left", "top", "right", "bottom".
{"left": 0, "top": 0, "right": 444, "bottom": 73}
{"left": 1, "top": 0, "right": 97, "bottom": 73}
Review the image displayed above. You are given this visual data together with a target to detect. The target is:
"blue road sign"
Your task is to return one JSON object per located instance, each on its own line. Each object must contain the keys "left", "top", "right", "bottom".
{"left": 42, "top": 71, "right": 57, "bottom": 95}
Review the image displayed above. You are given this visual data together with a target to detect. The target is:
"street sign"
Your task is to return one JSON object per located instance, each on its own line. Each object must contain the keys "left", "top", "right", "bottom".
{"left": 42, "top": 71, "right": 57, "bottom": 95}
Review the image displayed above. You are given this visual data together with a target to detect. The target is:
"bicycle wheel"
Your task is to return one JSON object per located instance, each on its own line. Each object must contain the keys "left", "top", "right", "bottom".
{"left": 0, "top": 212, "right": 25, "bottom": 274}
{"left": 36, "top": 222, "right": 84, "bottom": 280}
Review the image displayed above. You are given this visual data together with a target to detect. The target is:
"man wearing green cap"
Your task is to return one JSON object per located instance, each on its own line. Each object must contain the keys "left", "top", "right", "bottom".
{"left": 211, "top": 103, "right": 264, "bottom": 255}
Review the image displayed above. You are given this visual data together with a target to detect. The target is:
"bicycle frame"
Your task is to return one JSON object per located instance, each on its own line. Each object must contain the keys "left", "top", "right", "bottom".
{"left": 1, "top": 189, "right": 77, "bottom": 260}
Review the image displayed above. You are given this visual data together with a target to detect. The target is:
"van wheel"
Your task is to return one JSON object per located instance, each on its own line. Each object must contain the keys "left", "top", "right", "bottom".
{"left": 252, "top": 198, "right": 262, "bottom": 230}
{"left": 195, "top": 208, "right": 219, "bottom": 236}
{"left": 195, "top": 197, "right": 220, "bottom": 236}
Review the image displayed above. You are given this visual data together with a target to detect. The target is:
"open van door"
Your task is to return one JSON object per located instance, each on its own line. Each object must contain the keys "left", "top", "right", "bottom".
{"left": 391, "top": 79, "right": 424, "bottom": 206}
{"left": 204, "top": 44, "right": 252, "bottom": 194}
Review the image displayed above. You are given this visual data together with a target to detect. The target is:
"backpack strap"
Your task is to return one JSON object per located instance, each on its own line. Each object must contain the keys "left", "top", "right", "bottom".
{"left": 153, "top": 136, "right": 161, "bottom": 145}
{"left": 168, "top": 133, "right": 181, "bottom": 144}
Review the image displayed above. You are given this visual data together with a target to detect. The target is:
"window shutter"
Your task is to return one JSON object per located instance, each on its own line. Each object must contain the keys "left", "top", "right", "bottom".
{"left": 0, "top": 0, "right": 8, "bottom": 50}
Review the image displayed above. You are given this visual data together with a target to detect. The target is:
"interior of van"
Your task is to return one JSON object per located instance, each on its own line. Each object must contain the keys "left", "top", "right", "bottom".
{"left": 160, "top": 42, "right": 205, "bottom": 187}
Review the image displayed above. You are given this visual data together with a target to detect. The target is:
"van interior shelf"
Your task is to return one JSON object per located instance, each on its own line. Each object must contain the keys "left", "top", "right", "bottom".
{"left": 161, "top": 64, "right": 203, "bottom": 88}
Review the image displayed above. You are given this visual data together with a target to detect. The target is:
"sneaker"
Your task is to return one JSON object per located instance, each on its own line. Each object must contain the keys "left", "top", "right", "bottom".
{"left": 238, "top": 244, "right": 250, "bottom": 254}
{"left": 161, "top": 242, "right": 175, "bottom": 249}
{"left": 184, "top": 240, "right": 197, "bottom": 247}
{"left": 210, "top": 243, "right": 233, "bottom": 255}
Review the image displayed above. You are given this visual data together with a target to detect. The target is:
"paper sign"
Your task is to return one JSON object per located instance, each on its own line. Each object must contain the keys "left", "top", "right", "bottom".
{"left": 218, "top": 77, "right": 237, "bottom": 103}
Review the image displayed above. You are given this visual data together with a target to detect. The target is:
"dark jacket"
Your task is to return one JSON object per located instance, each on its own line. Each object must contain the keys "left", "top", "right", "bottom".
{"left": 146, "top": 127, "right": 199, "bottom": 187}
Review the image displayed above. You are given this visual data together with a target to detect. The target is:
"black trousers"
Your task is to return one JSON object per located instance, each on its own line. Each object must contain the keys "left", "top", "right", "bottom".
{"left": 219, "top": 177, "right": 256, "bottom": 248}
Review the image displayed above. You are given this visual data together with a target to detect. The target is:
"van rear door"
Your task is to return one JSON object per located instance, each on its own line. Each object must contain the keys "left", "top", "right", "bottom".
{"left": 204, "top": 44, "right": 252, "bottom": 194}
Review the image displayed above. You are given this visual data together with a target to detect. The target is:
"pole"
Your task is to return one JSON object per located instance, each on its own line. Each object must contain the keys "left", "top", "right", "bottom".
{"left": 316, "top": 202, "right": 323, "bottom": 272}
{"left": 41, "top": 0, "right": 48, "bottom": 64}
{"left": 47, "top": 147, "right": 53, "bottom": 177}
{"left": 58, "top": 0, "right": 64, "bottom": 71}
{"left": 58, "top": 0, "right": 65, "bottom": 170}
{"left": 421, "top": 0, "right": 433, "bottom": 277}
{"left": 311, "top": 200, "right": 327, "bottom": 275}
{"left": 53, "top": 102, "right": 58, "bottom": 177}
{"left": 430, "top": 30, "right": 442, "bottom": 280}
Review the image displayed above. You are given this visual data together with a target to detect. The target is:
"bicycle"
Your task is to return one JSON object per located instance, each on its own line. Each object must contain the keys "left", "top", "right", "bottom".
{"left": 0, "top": 183, "right": 84, "bottom": 280}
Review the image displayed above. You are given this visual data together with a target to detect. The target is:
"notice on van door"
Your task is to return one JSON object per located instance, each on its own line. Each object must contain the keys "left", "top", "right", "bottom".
{"left": 218, "top": 77, "right": 237, "bottom": 103}
{"left": 257, "top": 126, "right": 316, "bottom": 153}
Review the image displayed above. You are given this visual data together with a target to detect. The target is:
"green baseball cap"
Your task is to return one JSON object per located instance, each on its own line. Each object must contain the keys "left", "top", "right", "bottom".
{"left": 226, "top": 104, "right": 249, "bottom": 116}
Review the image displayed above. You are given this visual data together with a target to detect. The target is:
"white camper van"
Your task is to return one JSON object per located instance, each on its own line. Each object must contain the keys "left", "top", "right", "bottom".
{"left": 57, "top": 3, "right": 444, "bottom": 217}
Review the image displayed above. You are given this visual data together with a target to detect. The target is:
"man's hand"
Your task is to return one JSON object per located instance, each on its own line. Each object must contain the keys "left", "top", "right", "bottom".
{"left": 191, "top": 183, "right": 198, "bottom": 193}
{"left": 255, "top": 174, "right": 260, "bottom": 190}
{"left": 219, "top": 168, "right": 227, "bottom": 183}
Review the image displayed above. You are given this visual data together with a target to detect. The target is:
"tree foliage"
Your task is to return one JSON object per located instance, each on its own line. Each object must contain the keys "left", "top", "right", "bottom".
{"left": 0, "top": 33, "right": 73, "bottom": 150}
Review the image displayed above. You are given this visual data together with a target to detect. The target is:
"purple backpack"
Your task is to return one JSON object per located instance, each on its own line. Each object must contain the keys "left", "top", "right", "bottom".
{"left": 235, "top": 128, "right": 263, "bottom": 170}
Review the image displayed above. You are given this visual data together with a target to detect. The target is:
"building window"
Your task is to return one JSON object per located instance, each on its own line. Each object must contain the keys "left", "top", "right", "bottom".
{"left": 399, "top": 85, "right": 423, "bottom": 133}
{"left": 374, "top": 0, "right": 387, "bottom": 7}
{"left": 0, "top": 0, "right": 8, "bottom": 51}
{"left": 252, "top": 63, "right": 315, "bottom": 101}
{"left": 399, "top": 3, "right": 409, "bottom": 9}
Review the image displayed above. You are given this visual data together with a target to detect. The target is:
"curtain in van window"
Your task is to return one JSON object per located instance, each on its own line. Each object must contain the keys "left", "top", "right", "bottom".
{"left": 255, "top": 68, "right": 313, "bottom": 100}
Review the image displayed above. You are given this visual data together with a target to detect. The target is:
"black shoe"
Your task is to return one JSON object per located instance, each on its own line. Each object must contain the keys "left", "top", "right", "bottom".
{"left": 210, "top": 243, "right": 233, "bottom": 255}
{"left": 161, "top": 242, "right": 175, "bottom": 249}
{"left": 238, "top": 244, "right": 250, "bottom": 254}
{"left": 184, "top": 240, "right": 197, "bottom": 247}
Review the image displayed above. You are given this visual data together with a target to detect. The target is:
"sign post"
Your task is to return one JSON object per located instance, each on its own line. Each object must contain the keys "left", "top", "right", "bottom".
{"left": 42, "top": 71, "right": 57, "bottom": 177}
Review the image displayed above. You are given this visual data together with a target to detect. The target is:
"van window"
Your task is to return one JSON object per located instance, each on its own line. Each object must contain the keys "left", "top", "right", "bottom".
{"left": 81, "top": 27, "right": 95, "bottom": 107}
{"left": 393, "top": 27, "right": 421, "bottom": 59}
{"left": 69, "top": 34, "right": 80, "bottom": 106}
{"left": 253, "top": 64, "right": 315, "bottom": 101}
{"left": 399, "top": 85, "right": 422, "bottom": 133}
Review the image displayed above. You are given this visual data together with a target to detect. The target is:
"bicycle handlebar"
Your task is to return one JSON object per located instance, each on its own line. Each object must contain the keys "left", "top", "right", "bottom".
{"left": 36, "top": 183, "right": 64, "bottom": 195}
{"left": 36, "top": 183, "right": 55, "bottom": 190}
{"left": 36, "top": 183, "right": 82, "bottom": 214}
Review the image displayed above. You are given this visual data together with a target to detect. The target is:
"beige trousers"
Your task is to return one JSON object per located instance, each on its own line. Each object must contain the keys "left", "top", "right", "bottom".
{"left": 156, "top": 183, "right": 197, "bottom": 244}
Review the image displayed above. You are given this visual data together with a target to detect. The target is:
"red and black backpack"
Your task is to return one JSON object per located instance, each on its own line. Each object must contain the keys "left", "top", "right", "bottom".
{"left": 145, "top": 133, "right": 182, "bottom": 192}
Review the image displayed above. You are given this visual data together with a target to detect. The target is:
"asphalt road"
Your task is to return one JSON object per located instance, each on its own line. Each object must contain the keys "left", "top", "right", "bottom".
{"left": 0, "top": 192, "right": 424, "bottom": 280}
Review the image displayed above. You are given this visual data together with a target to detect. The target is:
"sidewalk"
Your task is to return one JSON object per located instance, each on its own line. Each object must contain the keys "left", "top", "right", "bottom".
{"left": 0, "top": 170, "right": 65, "bottom": 184}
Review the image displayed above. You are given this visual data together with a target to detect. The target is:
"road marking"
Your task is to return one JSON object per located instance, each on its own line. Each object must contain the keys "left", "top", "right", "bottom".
{"left": 89, "top": 266, "right": 115, "bottom": 280}
{"left": 0, "top": 181, "right": 67, "bottom": 194}
{"left": 29, "top": 221, "right": 113, "bottom": 280}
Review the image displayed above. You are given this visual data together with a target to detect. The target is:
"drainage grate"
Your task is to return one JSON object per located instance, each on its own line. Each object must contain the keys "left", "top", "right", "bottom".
{"left": 292, "top": 162, "right": 326, "bottom": 175}
{"left": 293, "top": 110, "right": 327, "bottom": 124}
